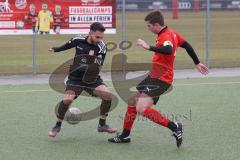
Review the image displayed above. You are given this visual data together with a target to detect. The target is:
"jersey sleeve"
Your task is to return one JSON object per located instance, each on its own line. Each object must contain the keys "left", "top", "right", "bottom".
{"left": 156, "top": 35, "right": 174, "bottom": 48}
{"left": 175, "top": 32, "right": 186, "bottom": 46}
{"left": 53, "top": 37, "right": 79, "bottom": 52}
{"left": 97, "top": 41, "right": 107, "bottom": 65}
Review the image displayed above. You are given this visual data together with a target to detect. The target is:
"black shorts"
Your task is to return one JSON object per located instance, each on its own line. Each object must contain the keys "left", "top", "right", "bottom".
{"left": 136, "top": 75, "right": 171, "bottom": 105}
{"left": 53, "top": 25, "right": 61, "bottom": 31}
{"left": 65, "top": 76, "right": 105, "bottom": 99}
{"left": 39, "top": 31, "right": 50, "bottom": 35}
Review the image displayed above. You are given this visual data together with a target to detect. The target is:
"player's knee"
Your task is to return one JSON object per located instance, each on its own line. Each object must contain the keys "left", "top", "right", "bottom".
{"left": 62, "top": 97, "right": 74, "bottom": 105}
{"left": 136, "top": 99, "right": 153, "bottom": 114}
{"left": 101, "top": 92, "right": 112, "bottom": 100}
{"left": 136, "top": 105, "right": 148, "bottom": 114}
{"left": 128, "top": 96, "right": 136, "bottom": 106}
{"left": 128, "top": 92, "right": 140, "bottom": 106}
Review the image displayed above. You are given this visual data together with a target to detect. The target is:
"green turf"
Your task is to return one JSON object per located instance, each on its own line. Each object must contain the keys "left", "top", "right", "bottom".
{"left": 0, "top": 76, "right": 240, "bottom": 160}
{"left": 0, "top": 11, "right": 240, "bottom": 74}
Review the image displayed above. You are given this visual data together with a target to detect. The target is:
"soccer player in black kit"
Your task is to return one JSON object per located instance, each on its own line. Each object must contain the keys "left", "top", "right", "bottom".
{"left": 48, "top": 22, "right": 117, "bottom": 137}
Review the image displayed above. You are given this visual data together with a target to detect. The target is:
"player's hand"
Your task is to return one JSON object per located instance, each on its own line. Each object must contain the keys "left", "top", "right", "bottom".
{"left": 24, "top": 15, "right": 28, "bottom": 20}
{"left": 137, "top": 39, "right": 150, "bottom": 50}
{"left": 196, "top": 63, "right": 209, "bottom": 75}
{"left": 34, "top": 26, "right": 38, "bottom": 33}
{"left": 49, "top": 48, "right": 55, "bottom": 53}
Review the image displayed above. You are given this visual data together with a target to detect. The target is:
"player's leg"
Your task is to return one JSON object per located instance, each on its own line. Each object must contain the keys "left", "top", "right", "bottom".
{"left": 109, "top": 76, "right": 183, "bottom": 147}
{"left": 109, "top": 91, "right": 182, "bottom": 146}
{"left": 48, "top": 84, "right": 83, "bottom": 137}
{"left": 48, "top": 90, "right": 76, "bottom": 137}
{"left": 53, "top": 25, "right": 57, "bottom": 33}
{"left": 137, "top": 94, "right": 183, "bottom": 148}
{"left": 135, "top": 93, "right": 183, "bottom": 147}
{"left": 136, "top": 93, "right": 169, "bottom": 126}
{"left": 133, "top": 76, "right": 174, "bottom": 129}
{"left": 57, "top": 90, "right": 77, "bottom": 121}
{"left": 89, "top": 84, "right": 117, "bottom": 133}
{"left": 109, "top": 76, "right": 156, "bottom": 143}
{"left": 108, "top": 91, "right": 140, "bottom": 143}
{"left": 56, "top": 26, "right": 60, "bottom": 34}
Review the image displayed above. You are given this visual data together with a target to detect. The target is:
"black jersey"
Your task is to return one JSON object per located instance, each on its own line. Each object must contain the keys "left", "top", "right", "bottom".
{"left": 53, "top": 36, "right": 107, "bottom": 81}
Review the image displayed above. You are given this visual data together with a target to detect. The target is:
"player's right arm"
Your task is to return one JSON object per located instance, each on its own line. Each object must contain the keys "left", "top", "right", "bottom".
{"left": 35, "top": 11, "right": 41, "bottom": 32}
{"left": 49, "top": 38, "right": 79, "bottom": 53}
{"left": 137, "top": 38, "right": 173, "bottom": 55}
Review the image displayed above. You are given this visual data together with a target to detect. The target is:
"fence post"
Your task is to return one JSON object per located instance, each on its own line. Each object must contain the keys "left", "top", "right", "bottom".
{"left": 32, "top": 33, "right": 37, "bottom": 74}
{"left": 121, "top": 0, "right": 126, "bottom": 72}
{"left": 172, "top": 0, "right": 179, "bottom": 19}
{"left": 205, "top": 0, "right": 211, "bottom": 68}
{"left": 194, "top": 0, "right": 200, "bottom": 12}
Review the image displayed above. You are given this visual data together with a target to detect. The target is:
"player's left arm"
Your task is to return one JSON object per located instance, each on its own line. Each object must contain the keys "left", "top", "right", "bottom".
{"left": 36, "top": 13, "right": 40, "bottom": 28}
{"left": 180, "top": 41, "right": 209, "bottom": 75}
{"left": 97, "top": 41, "right": 107, "bottom": 65}
{"left": 34, "top": 13, "right": 40, "bottom": 32}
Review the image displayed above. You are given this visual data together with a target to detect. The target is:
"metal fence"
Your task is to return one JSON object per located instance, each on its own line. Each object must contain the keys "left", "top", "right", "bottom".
{"left": 0, "top": 0, "right": 240, "bottom": 74}
{"left": 118, "top": 0, "right": 240, "bottom": 71}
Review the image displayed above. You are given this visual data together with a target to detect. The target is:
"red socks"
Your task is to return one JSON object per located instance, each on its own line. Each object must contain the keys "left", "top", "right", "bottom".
{"left": 122, "top": 105, "right": 170, "bottom": 132}
{"left": 143, "top": 107, "right": 170, "bottom": 127}
{"left": 123, "top": 106, "right": 137, "bottom": 131}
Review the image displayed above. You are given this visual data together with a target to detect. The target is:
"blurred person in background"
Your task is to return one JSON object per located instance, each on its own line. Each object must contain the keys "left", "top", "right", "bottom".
{"left": 36, "top": 2, "right": 53, "bottom": 35}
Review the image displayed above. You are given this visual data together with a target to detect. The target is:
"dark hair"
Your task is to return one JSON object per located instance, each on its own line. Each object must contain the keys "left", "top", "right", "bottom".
{"left": 144, "top": 10, "right": 164, "bottom": 26}
{"left": 90, "top": 22, "right": 105, "bottom": 32}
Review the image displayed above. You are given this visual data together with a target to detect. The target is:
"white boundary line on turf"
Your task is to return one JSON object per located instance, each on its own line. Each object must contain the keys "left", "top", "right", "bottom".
{"left": 174, "top": 81, "right": 240, "bottom": 86}
{"left": 0, "top": 81, "right": 239, "bottom": 94}
{"left": 1, "top": 68, "right": 240, "bottom": 85}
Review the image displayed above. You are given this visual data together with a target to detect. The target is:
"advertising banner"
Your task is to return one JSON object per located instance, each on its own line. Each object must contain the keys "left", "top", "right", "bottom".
{"left": 0, "top": 0, "right": 116, "bottom": 35}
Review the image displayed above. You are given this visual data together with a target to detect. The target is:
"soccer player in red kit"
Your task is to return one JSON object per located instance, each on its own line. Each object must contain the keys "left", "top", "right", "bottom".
{"left": 53, "top": 5, "right": 67, "bottom": 34}
{"left": 108, "top": 10, "right": 209, "bottom": 147}
{"left": 24, "top": 4, "right": 38, "bottom": 33}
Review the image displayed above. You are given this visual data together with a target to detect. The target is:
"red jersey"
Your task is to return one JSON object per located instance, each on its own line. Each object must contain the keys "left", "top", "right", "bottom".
{"left": 149, "top": 27, "right": 185, "bottom": 84}
{"left": 53, "top": 13, "right": 65, "bottom": 26}
{"left": 26, "top": 13, "right": 38, "bottom": 26}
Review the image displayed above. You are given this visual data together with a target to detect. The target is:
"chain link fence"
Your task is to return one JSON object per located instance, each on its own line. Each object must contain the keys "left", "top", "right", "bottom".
{"left": 0, "top": 0, "right": 239, "bottom": 74}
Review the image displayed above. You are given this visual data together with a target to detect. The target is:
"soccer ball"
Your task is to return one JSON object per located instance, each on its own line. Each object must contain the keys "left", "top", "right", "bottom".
{"left": 65, "top": 107, "right": 81, "bottom": 125}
